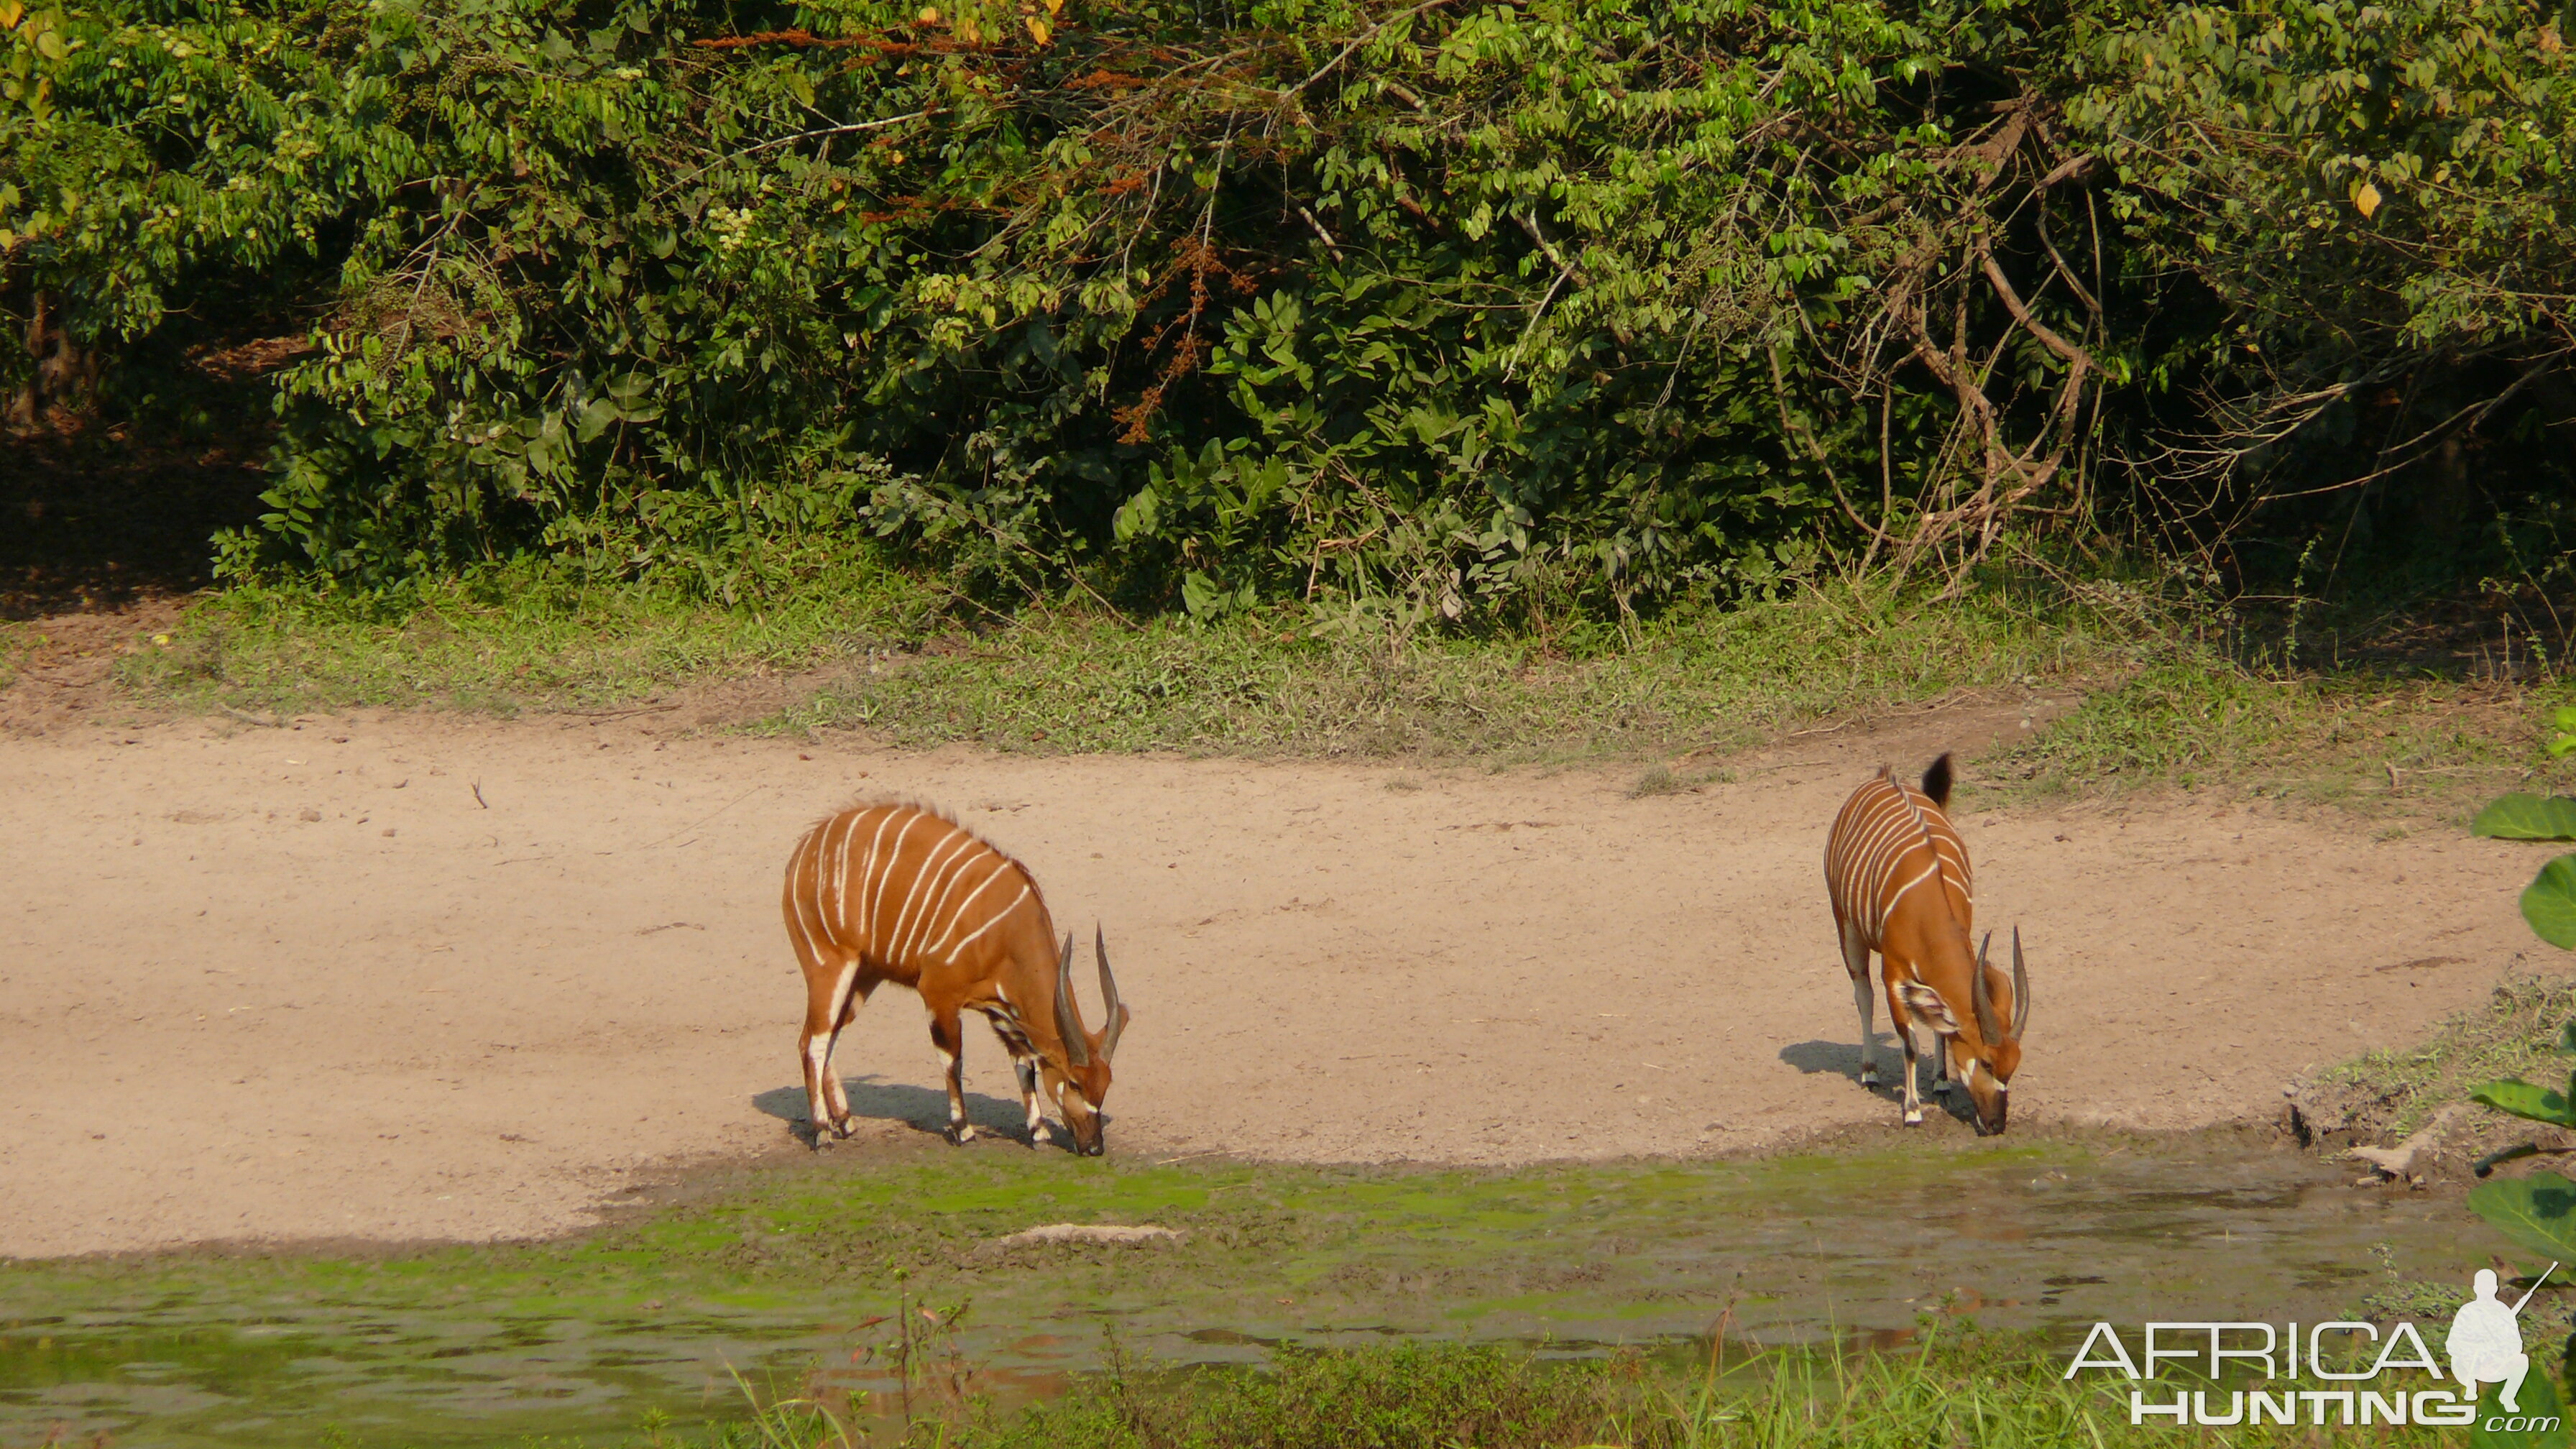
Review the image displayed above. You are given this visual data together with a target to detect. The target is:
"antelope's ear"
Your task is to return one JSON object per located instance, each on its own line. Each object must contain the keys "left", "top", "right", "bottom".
{"left": 1895, "top": 980, "right": 1961, "bottom": 1036}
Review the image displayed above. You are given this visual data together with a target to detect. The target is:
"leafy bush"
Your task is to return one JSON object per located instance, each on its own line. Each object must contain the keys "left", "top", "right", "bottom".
{"left": 0, "top": 0, "right": 2119, "bottom": 614}
{"left": 12, "top": 0, "right": 2576, "bottom": 622}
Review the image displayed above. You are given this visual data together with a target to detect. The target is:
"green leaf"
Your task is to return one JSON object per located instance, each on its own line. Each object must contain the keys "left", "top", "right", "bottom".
{"left": 2526, "top": 855, "right": 2576, "bottom": 950}
{"left": 2474, "top": 796, "right": 2576, "bottom": 841}
{"left": 1180, "top": 569, "right": 1223, "bottom": 617}
{"left": 576, "top": 397, "right": 618, "bottom": 443}
{"left": 2469, "top": 1171, "right": 2576, "bottom": 1261}
{"left": 1111, "top": 486, "right": 1160, "bottom": 543}
{"left": 2472, "top": 1079, "right": 2575, "bottom": 1125}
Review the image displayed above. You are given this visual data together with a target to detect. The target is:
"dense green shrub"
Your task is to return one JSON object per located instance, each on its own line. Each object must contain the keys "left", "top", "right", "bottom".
{"left": 6, "top": 0, "right": 2573, "bottom": 620}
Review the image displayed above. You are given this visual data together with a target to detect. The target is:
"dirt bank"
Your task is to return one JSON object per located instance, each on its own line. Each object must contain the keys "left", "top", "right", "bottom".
{"left": 0, "top": 697, "right": 2559, "bottom": 1257}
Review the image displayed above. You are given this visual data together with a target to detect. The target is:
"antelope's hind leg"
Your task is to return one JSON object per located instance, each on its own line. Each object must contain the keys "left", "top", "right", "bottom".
{"left": 929, "top": 1009, "right": 977, "bottom": 1144}
{"left": 1839, "top": 917, "right": 1878, "bottom": 1089}
{"left": 821, "top": 975, "right": 878, "bottom": 1134}
{"left": 799, "top": 958, "right": 863, "bottom": 1145}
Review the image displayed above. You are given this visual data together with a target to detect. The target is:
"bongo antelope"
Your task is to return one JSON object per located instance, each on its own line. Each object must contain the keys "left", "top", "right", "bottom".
{"left": 1823, "top": 753, "right": 2029, "bottom": 1133}
{"left": 782, "top": 802, "right": 1129, "bottom": 1155}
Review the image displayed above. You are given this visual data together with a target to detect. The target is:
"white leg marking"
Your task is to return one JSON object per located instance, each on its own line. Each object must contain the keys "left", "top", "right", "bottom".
{"left": 1851, "top": 970, "right": 1877, "bottom": 1087}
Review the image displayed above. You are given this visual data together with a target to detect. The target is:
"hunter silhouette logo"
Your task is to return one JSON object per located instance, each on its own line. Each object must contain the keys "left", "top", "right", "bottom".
{"left": 2063, "top": 1261, "right": 2562, "bottom": 1431}
{"left": 2450, "top": 1265, "right": 2551, "bottom": 1415}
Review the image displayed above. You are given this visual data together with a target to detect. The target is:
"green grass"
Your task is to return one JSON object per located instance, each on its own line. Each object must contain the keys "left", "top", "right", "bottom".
{"left": 101, "top": 552, "right": 2576, "bottom": 806}
{"left": 765, "top": 584, "right": 2130, "bottom": 761}
{"left": 1992, "top": 658, "right": 2576, "bottom": 811}
{"left": 121, "top": 554, "right": 2143, "bottom": 759}
{"left": 118, "top": 549, "right": 940, "bottom": 715}
{"left": 686, "top": 1332, "right": 2490, "bottom": 1449}
{"left": 2319, "top": 975, "right": 2576, "bottom": 1139}
{"left": 0, "top": 620, "right": 27, "bottom": 691}
{"left": 1, "top": 1135, "right": 2504, "bottom": 1449}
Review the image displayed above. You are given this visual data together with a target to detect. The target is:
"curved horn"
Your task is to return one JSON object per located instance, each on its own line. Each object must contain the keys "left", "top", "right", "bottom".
{"left": 1969, "top": 931, "right": 2002, "bottom": 1046}
{"left": 1095, "top": 925, "right": 1128, "bottom": 1059}
{"left": 2010, "top": 926, "right": 2030, "bottom": 1040}
{"left": 1053, "top": 932, "right": 1090, "bottom": 1068}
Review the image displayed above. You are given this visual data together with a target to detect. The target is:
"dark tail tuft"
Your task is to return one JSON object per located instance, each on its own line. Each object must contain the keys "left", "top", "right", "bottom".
{"left": 1920, "top": 753, "right": 1954, "bottom": 809}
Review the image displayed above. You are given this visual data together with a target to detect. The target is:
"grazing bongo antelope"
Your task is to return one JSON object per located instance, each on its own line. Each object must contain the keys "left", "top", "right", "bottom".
{"left": 1823, "top": 753, "right": 2030, "bottom": 1133}
{"left": 782, "top": 802, "right": 1129, "bottom": 1156}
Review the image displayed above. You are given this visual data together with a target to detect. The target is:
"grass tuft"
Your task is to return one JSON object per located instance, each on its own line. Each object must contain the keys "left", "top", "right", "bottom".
{"left": 1992, "top": 657, "right": 2575, "bottom": 810}
{"left": 684, "top": 1332, "right": 2480, "bottom": 1448}
{"left": 118, "top": 551, "right": 935, "bottom": 715}
{"left": 2319, "top": 975, "right": 2576, "bottom": 1138}
{"left": 88, "top": 554, "right": 2573, "bottom": 809}
{"left": 116, "top": 560, "right": 2140, "bottom": 763}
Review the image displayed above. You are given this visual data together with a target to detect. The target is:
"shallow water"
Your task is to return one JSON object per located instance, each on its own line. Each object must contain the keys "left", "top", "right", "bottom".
{"left": 0, "top": 1133, "right": 2512, "bottom": 1448}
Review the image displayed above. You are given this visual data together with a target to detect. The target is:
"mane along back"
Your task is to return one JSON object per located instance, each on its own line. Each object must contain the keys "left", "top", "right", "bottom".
{"left": 786, "top": 801, "right": 1050, "bottom": 970}
{"left": 1825, "top": 765, "right": 1973, "bottom": 944}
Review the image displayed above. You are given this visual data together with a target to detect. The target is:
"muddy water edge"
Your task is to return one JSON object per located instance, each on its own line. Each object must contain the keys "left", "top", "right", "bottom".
{"left": 0, "top": 1127, "right": 2516, "bottom": 1448}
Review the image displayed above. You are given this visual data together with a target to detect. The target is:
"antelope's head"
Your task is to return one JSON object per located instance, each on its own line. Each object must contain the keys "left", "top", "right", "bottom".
{"left": 1045, "top": 926, "right": 1130, "bottom": 1156}
{"left": 1898, "top": 927, "right": 2030, "bottom": 1134}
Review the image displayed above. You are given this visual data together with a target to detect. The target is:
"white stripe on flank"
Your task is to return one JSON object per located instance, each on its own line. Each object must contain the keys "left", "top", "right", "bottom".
{"left": 916, "top": 834, "right": 993, "bottom": 954}
{"left": 852, "top": 807, "right": 901, "bottom": 949}
{"left": 887, "top": 827, "right": 975, "bottom": 966}
{"left": 910, "top": 842, "right": 997, "bottom": 962}
{"left": 1826, "top": 778, "right": 1972, "bottom": 949}
{"left": 863, "top": 812, "right": 930, "bottom": 961}
{"left": 809, "top": 804, "right": 840, "bottom": 943}
{"left": 785, "top": 828, "right": 828, "bottom": 965}
{"left": 1881, "top": 857, "right": 1944, "bottom": 917}
{"left": 925, "top": 859, "right": 1015, "bottom": 960}
{"left": 946, "top": 883, "right": 1030, "bottom": 957}
{"left": 894, "top": 836, "right": 972, "bottom": 962}
{"left": 828, "top": 810, "right": 861, "bottom": 937}
{"left": 808, "top": 814, "right": 838, "bottom": 944}
{"left": 922, "top": 855, "right": 1009, "bottom": 959}
{"left": 875, "top": 814, "right": 958, "bottom": 959}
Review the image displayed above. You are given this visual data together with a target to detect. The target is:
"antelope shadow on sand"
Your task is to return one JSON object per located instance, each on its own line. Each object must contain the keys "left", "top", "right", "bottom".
{"left": 1777, "top": 1039, "right": 1976, "bottom": 1126}
{"left": 751, "top": 1076, "right": 1072, "bottom": 1149}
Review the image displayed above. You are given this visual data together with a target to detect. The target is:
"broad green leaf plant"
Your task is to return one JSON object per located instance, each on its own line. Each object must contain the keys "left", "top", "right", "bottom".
{"left": 2460, "top": 711, "right": 2576, "bottom": 1269}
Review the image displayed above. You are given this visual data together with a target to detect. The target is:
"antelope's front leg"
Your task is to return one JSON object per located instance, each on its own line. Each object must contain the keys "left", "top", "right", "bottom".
{"left": 978, "top": 1006, "right": 1049, "bottom": 1148}
{"left": 1012, "top": 1054, "right": 1051, "bottom": 1147}
{"left": 1885, "top": 982, "right": 1923, "bottom": 1126}
{"left": 928, "top": 1011, "right": 976, "bottom": 1144}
